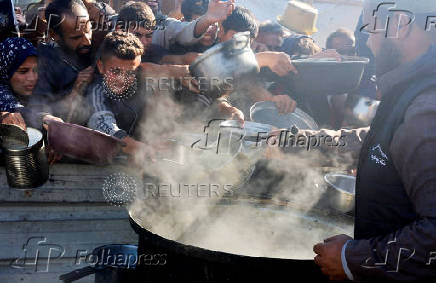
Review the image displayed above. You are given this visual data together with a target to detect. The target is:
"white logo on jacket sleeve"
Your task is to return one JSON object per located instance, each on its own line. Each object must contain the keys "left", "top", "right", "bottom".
{"left": 370, "top": 144, "right": 389, "bottom": 167}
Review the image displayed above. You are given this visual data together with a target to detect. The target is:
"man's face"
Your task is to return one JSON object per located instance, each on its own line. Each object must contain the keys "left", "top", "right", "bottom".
{"left": 329, "top": 37, "right": 356, "bottom": 56}
{"left": 217, "top": 25, "right": 237, "bottom": 43}
{"left": 57, "top": 5, "right": 92, "bottom": 58}
{"left": 363, "top": 3, "right": 402, "bottom": 77}
{"left": 256, "top": 32, "right": 283, "bottom": 51}
{"left": 97, "top": 55, "right": 141, "bottom": 95}
{"left": 132, "top": 26, "right": 154, "bottom": 52}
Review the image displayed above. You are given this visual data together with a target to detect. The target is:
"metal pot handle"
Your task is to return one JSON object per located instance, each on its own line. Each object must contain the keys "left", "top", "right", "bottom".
{"left": 223, "top": 32, "right": 250, "bottom": 57}
{"left": 59, "top": 266, "right": 97, "bottom": 282}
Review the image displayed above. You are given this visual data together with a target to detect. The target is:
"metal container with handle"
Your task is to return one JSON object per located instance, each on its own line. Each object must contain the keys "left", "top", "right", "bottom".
{"left": 324, "top": 173, "right": 356, "bottom": 214}
{"left": 1, "top": 127, "right": 49, "bottom": 189}
{"left": 189, "top": 32, "right": 260, "bottom": 99}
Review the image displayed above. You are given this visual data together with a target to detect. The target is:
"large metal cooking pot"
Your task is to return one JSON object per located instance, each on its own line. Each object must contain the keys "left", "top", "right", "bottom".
{"left": 189, "top": 32, "right": 260, "bottom": 99}
{"left": 129, "top": 197, "right": 353, "bottom": 282}
{"left": 344, "top": 95, "right": 380, "bottom": 127}
{"left": 324, "top": 173, "right": 356, "bottom": 214}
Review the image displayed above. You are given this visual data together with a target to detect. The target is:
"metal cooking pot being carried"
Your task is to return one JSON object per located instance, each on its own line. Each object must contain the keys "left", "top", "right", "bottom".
{"left": 289, "top": 56, "right": 369, "bottom": 96}
{"left": 189, "top": 32, "right": 260, "bottom": 99}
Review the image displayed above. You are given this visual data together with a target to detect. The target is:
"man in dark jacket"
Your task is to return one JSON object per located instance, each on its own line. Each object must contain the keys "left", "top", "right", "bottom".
{"left": 311, "top": 1, "right": 436, "bottom": 281}
{"left": 29, "top": 0, "right": 94, "bottom": 127}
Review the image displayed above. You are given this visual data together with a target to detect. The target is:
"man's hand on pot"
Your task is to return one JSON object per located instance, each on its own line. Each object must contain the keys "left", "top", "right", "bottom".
{"left": 229, "top": 106, "right": 245, "bottom": 126}
{"left": 270, "top": 95, "right": 297, "bottom": 114}
{"left": 311, "top": 49, "right": 342, "bottom": 61}
{"left": 313, "top": 234, "right": 352, "bottom": 281}
{"left": 42, "top": 115, "right": 64, "bottom": 130}
{"left": 256, "top": 51, "right": 298, "bottom": 76}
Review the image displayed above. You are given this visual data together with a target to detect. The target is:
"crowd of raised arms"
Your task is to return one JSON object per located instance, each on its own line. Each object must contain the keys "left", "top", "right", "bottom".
{"left": 0, "top": 0, "right": 364, "bottom": 165}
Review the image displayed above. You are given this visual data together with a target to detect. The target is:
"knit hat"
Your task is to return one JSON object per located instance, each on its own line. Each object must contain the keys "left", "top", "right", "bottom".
{"left": 0, "top": 37, "right": 37, "bottom": 81}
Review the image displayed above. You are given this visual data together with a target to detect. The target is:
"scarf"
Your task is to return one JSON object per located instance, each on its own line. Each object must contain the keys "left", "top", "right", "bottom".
{"left": 0, "top": 37, "right": 37, "bottom": 112}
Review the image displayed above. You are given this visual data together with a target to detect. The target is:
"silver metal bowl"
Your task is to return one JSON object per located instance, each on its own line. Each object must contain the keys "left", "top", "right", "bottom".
{"left": 324, "top": 173, "right": 356, "bottom": 214}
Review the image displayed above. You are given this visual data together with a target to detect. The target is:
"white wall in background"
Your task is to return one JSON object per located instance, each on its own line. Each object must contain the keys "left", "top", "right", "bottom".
{"left": 238, "top": 0, "right": 364, "bottom": 47}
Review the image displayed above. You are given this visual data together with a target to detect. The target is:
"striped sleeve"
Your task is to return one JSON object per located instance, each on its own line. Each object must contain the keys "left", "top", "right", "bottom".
{"left": 87, "top": 83, "right": 127, "bottom": 139}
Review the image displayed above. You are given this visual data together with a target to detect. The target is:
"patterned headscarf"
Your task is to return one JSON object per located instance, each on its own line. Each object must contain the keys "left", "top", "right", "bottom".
{"left": 0, "top": 37, "right": 37, "bottom": 112}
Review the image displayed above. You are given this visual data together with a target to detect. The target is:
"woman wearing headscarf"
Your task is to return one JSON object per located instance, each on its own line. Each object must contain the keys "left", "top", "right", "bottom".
{"left": 0, "top": 37, "right": 64, "bottom": 163}
{"left": 0, "top": 37, "right": 38, "bottom": 130}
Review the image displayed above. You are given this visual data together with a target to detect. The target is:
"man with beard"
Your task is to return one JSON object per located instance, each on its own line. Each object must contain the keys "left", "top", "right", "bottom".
{"left": 309, "top": 0, "right": 436, "bottom": 281}
{"left": 28, "top": 0, "right": 93, "bottom": 127}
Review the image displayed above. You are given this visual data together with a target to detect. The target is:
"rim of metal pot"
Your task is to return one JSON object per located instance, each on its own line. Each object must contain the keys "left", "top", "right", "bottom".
{"left": 129, "top": 197, "right": 353, "bottom": 264}
{"left": 189, "top": 32, "right": 251, "bottom": 71}
{"left": 0, "top": 129, "right": 44, "bottom": 155}
{"left": 324, "top": 173, "right": 355, "bottom": 196}
{"left": 292, "top": 56, "right": 370, "bottom": 65}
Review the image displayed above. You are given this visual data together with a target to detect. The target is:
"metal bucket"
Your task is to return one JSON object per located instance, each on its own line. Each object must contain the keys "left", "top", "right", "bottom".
{"left": 324, "top": 173, "right": 356, "bottom": 214}
{"left": 1, "top": 127, "right": 49, "bottom": 189}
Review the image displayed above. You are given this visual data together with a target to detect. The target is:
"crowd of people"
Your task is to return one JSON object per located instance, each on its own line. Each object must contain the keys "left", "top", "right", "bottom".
{"left": 1, "top": 0, "right": 436, "bottom": 281}
{"left": 0, "top": 0, "right": 364, "bottom": 163}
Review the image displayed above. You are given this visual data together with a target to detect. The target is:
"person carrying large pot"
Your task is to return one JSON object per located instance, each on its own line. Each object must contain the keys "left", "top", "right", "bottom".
{"left": 195, "top": 6, "right": 299, "bottom": 124}
{"left": 267, "top": 1, "right": 436, "bottom": 281}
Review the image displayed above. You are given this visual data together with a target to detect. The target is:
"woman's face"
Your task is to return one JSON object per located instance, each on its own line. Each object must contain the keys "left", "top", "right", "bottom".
{"left": 10, "top": 56, "right": 38, "bottom": 96}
